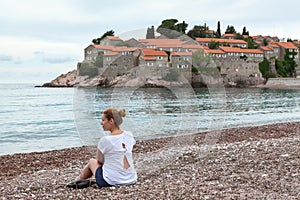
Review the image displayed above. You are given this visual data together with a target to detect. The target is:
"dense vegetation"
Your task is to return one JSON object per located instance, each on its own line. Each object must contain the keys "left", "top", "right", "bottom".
{"left": 259, "top": 49, "right": 297, "bottom": 80}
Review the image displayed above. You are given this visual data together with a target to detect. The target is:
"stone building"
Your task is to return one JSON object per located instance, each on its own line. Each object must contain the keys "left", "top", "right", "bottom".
{"left": 81, "top": 34, "right": 300, "bottom": 87}
{"left": 200, "top": 47, "right": 264, "bottom": 86}
{"left": 100, "top": 36, "right": 123, "bottom": 46}
{"left": 252, "top": 35, "right": 280, "bottom": 43}
{"left": 170, "top": 52, "right": 193, "bottom": 82}
{"left": 139, "top": 48, "right": 168, "bottom": 67}
{"left": 196, "top": 38, "right": 248, "bottom": 48}
{"left": 84, "top": 44, "right": 115, "bottom": 62}
{"left": 274, "top": 42, "right": 299, "bottom": 61}
{"left": 101, "top": 47, "right": 139, "bottom": 79}
{"left": 218, "top": 46, "right": 264, "bottom": 62}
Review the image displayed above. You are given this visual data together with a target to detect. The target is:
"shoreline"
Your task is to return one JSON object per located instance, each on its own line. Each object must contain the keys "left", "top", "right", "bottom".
{"left": 1, "top": 122, "right": 299, "bottom": 199}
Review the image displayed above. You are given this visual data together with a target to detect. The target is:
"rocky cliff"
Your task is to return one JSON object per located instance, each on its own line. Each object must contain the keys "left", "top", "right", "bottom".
{"left": 42, "top": 70, "right": 77, "bottom": 87}
{"left": 41, "top": 69, "right": 191, "bottom": 88}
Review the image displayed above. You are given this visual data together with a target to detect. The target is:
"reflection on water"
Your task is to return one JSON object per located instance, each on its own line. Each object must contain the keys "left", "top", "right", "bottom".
{"left": 75, "top": 87, "right": 300, "bottom": 141}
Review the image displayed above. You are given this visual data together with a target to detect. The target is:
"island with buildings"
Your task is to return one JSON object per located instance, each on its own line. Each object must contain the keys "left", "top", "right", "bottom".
{"left": 43, "top": 26, "right": 300, "bottom": 88}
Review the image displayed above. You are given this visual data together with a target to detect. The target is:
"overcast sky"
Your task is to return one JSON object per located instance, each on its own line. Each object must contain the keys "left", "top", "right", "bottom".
{"left": 1, "top": 0, "right": 299, "bottom": 83}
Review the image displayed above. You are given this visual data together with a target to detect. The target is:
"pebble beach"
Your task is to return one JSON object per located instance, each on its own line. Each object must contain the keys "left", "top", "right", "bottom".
{"left": 0, "top": 122, "right": 299, "bottom": 200}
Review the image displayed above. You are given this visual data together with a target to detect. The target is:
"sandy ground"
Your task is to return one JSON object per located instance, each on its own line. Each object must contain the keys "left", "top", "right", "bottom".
{"left": 0, "top": 122, "right": 299, "bottom": 200}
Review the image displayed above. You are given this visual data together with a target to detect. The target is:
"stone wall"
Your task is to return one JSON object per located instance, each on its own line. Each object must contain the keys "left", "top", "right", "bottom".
{"left": 215, "top": 59, "right": 264, "bottom": 86}
{"left": 266, "top": 78, "right": 300, "bottom": 86}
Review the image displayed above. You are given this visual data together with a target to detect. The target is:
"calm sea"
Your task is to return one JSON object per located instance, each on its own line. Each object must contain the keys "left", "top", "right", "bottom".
{"left": 1, "top": 83, "right": 300, "bottom": 155}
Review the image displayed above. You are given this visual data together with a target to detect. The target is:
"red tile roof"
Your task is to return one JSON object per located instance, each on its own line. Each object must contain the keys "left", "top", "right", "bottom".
{"left": 104, "top": 52, "right": 119, "bottom": 56}
{"left": 141, "top": 56, "right": 156, "bottom": 61}
{"left": 170, "top": 52, "right": 193, "bottom": 56}
{"left": 268, "top": 42, "right": 280, "bottom": 48}
{"left": 222, "top": 33, "right": 236, "bottom": 37}
{"left": 259, "top": 46, "right": 273, "bottom": 51}
{"left": 204, "top": 49, "right": 225, "bottom": 54}
{"left": 92, "top": 45, "right": 115, "bottom": 50}
{"left": 181, "top": 44, "right": 206, "bottom": 50}
{"left": 219, "top": 46, "right": 263, "bottom": 54}
{"left": 275, "top": 42, "right": 298, "bottom": 49}
{"left": 293, "top": 41, "right": 300, "bottom": 46}
{"left": 106, "top": 36, "right": 122, "bottom": 41}
{"left": 91, "top": 45, "right": 137, "bottom": 52}
{"left": 139, "top": 39, "right": 183, "bottom": 45}
{"left": 141, "top": 49, "right": 168, "bottom": 56}
{"left": 111, "top": 47, "right": 137, "bottom": 52}
{"left": 196, "top": 38, "right": 247, "bottom": 44}
{"left": 252, "top": 35, "right": 261, "bottom": 40}
{"left": 204, "top": 30, "right": 214, "bottom": 34}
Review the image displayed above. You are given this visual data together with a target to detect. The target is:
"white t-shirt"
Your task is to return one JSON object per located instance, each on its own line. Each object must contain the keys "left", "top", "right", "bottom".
{"left": 98, "top": 131, "right": 137, "bottom": 186}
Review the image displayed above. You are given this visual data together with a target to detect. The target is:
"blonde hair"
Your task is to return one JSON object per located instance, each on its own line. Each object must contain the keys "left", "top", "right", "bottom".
{"left": 103, "top": 108, "right": 126, "bottom": 126}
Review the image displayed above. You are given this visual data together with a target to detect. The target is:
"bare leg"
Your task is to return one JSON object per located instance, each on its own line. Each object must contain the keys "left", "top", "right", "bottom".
{"left": 78, "top": 158, "right": 101, "bottom": 180}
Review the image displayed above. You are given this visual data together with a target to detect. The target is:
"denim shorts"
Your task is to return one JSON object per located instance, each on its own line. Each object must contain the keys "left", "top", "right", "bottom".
{"left": 95, "top": 166, "right": 112, "bottom": 187}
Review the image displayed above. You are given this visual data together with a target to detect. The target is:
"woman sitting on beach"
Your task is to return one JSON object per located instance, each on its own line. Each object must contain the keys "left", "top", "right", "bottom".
{"left": 68, "top": 108, "right": 137, "bottom": 188}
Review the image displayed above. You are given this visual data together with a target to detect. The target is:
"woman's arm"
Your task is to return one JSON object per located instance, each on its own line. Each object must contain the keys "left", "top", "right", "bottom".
{"left": 96, "top": 148, "right": 104, "bottom": 165}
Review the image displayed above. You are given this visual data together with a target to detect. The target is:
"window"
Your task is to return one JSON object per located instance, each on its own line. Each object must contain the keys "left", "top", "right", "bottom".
{"left": 87, "top": 50, "right": 92, "bottom": 54}
{"left": 147, "top": 62, "right": 154, "bottom": 66}
{"left": 106, "top": 57, "right": 111, "bottom": 61}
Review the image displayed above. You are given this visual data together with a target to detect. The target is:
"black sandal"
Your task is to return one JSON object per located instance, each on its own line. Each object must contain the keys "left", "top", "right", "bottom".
{"left": 66, "top": 179, "right": 96, "bottom": 189}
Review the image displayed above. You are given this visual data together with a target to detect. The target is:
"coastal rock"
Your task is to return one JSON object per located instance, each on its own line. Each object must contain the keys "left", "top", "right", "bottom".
{"left": 110, "top": 76, "right": 188, "bottom": 88}
{"left": 43, "top": 70, "right": 191, "bottom": 88}
{"left": 42, "top": 70, "right": 77, "bottom": 87}
{"left": 75, "top": 75, "right": 108, "bottom": 87}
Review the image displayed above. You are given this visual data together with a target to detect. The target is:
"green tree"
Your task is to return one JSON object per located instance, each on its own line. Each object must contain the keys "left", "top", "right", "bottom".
{"left": 275, "top": 59, "right": 286, "bottom": 77}
{"left": 259, "top": 59, "right": 276, "bottom": 79}
{"left": 175, "top": 21, "right": 188, "bottom": 34}
{"left": 158, "top": 19, "right": 188, "bottom": 34}
{"left": 187, "top": 24, "right": 209, "bottom": 39}
{"left": 235, "top": 33, "right": 244, "bottom": 40}
{"left": 283, "top": 49, "right": 297, "bottom": 76}
{"left": 158, "top": 19, "right": 178, "bottom": 30}
{"left": 242, "top": 26, "right": 249, "bottom": 35}
{"left": 208, "top": 41, "right": 220, "bottom": 49}
{"left": 225, "top": 25, "right": 236, "bottom": 34}
{"left": 245, "top": 37, "right": 257, "bottom": 49}
{"left": 92, "top": 30, "right": 115, "bottom": 44}
{"left": 215, "top": 21, "right": 221, "bottom": 38}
